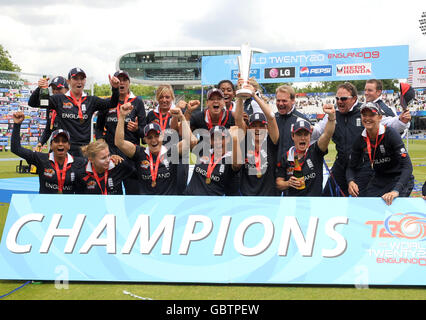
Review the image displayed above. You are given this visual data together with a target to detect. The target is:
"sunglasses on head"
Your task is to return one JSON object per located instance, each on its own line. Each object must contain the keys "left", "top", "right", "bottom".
{"left": 336, "top": 96, "right": 352, "bottom": 102}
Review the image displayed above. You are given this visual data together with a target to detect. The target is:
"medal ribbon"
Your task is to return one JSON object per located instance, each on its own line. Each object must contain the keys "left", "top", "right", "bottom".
{"left": 206, "top": 109, "right": 229, "bottom": 130}
{"left": 254, "top": 148, "right": 262, "bottom": 176}
{"left": 206, "top": 154, "right": 223, "bottom": 181}
{"left": 91, "top": 167, "right": 109, "bottom": 195}
{"left": 365, "top": 129, "right": 385, "bottom": 169}
{"left": 116, "top": 95, "right": 136, "bottom": 119}
{"left": 116, "top": 94, "right": 129, "bottom": 119}
{"left": 68, "top": 91, "right": 87, "bottom": 122}
{"left": 154, "top": 111, "right": 170, "bottom": 132}
{"left": 149, "top": 152, "right": 162, "bottom": 186}
{"left": 53, "top": 157, "right": 69, "bottom": 193}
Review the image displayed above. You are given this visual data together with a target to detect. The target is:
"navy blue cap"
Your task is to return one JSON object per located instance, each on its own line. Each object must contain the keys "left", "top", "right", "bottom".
{"left": 207, "top": 88, "right": 224, "bottom": 100}
{"left": 249, "top": 112, "right": 267, "bottom": 125}
{"left": 360, "top": 102, "right": 381, "bottom": 115}
{"left": 292, "top": 119, "right": 312, "bottom": 134}
{"left": 51, "top": 129, "right": 70, "bottom": 141}
{"left": 49, "top": 76, "right": 68, "bottom": 89}
{"left": 114, "top": 70, "right": 130, "bottom": 80}
{"left": 68, "top": 67, "right": 86, "bottom": 79}
{"left": 143, "top": 123, "right": 161, "bottom": 136}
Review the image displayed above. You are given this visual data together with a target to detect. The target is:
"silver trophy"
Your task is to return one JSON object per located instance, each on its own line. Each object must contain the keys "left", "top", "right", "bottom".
{"left": 236, "top": 42, "right": 253, "bottom": 99}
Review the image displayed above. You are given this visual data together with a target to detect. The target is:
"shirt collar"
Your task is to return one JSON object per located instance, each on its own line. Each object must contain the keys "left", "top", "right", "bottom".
{"left": 86, "top": 160, "right": 115, "bottom": 173}
{"left": 154, "top": 103, "right": 175, "bottom": 114}
{"left": 337, "top": 99, "right": 358, "bottom": 113}
{"left": 144, "top": 145, "right": 168, "bottom": 157}
{"left": 49, "top": 152, "right": 74, "bottom": 164}
{"left": 361, "top": 124, "right": 386, "bottom": 138}
{"left": 65, "top": 90, "right": 87, "bottom": 98}
{"left": 204, "top": 108, "right": 227, "bottom": 123}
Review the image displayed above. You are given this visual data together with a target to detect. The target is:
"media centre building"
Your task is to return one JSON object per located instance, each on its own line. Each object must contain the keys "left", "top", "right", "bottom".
{"left": 115, "top": 47, "right": 267, "bottom": 88}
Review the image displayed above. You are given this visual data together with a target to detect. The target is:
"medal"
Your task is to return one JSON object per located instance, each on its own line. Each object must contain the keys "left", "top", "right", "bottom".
{"left": 149, "top": 151, "right": 162, "bottom": 189}
{"left": 79, "top": 118, "right": 84, "bottom": 124}
{"left": 257, "top": 172, "right": 262, "bottom": 178}
{"left": 58, "top": 190, "right": 63, "bottom": 194}
{"left": 205, "top": 154, "right": 222, "bottom": 185}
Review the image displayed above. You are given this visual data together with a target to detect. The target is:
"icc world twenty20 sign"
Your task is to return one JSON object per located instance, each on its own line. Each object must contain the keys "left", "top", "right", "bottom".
{"left": 201, "top": 45, "right": 409, "bottom": 85}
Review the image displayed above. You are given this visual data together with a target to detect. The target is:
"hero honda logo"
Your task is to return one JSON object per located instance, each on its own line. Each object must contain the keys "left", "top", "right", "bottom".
{"left": 366, "top": 212, "right": 426, "bottom": 240}
{"left": 299, "top": 65, "right": 332, "bottom": 77}
{"left": 336, "top": 63, "right": 372, "bottom": 76}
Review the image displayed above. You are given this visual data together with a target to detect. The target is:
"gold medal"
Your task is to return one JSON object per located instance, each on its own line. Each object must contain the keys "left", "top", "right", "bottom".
{"left": 206, "top": 177, "right": 211, "bottom": 184}
{"left": 58, "top": 190, "right": 63, "bottom": 194}
{"left": 151, "top": 181, "right": 156, "bottom": 188}
{"left": 79, "top": 118, "right": 84, "bottom": 124}
{"left": 257, "top": 172, "right": 262, "bottom": 178}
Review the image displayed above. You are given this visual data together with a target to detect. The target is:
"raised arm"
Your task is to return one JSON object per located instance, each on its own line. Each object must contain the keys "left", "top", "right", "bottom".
{"left": 183, "top": 99, "right": 201, "bottom": 122}
{"left": 229, "top": 125, "right": 243, "bottom": 171}
{"left": 170, "top": 107, "right": 191, "bottom": 155}
{"left": 251, "top": 89, "right": 279, "bottom": 145}
{"left": 317, "top": 104, "right": 336, "bottom": 152}
{"left": 114, "top": 102, "right": 136, "bottom": 158}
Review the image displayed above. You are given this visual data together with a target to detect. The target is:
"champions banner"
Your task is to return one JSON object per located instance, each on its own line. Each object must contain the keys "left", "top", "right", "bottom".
{"left": 0, "top": 194, "right": 425, "bottom": 286}
{"left": 201, "top": 45, "right": 409, "bottom": 85}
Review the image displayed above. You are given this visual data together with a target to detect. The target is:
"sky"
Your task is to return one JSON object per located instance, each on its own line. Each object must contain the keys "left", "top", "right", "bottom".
{"left": 0, "top": 0, "right": 425, "bottom": 85}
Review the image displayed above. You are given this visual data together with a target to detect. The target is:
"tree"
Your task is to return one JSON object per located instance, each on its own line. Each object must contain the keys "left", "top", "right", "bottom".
{"left": 93, "top": 83, "right": 112, "bottom": 97}
{"left": 0, "top": 45, "right": 21, "bottom": 72}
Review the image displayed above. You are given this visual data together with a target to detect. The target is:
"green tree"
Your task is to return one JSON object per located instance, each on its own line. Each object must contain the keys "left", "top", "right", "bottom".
{"left": 0, "top": 45, "right": 21, "bottom": 72}
{"left": 130, "top": 84, "right": 156, "bottom": 97}
{"left": 93, "top": 83, "right": 112, "bottom": 97}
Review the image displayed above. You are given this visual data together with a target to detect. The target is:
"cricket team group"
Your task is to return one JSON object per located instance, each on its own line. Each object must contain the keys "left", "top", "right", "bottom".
{"left": 10, "top": 67, "right": 426, "bottom": 203}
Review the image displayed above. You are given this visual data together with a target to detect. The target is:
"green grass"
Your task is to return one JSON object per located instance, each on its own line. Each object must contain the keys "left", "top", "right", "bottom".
{"left": 1, "top": 280, "right": 426, "bottom": 300}
{"left": 0, "top": 141, "right": 425, "bottom": 300}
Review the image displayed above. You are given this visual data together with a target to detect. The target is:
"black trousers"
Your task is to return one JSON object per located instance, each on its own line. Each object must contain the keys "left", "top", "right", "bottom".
{"left": 364, "top": 174, "right": 414, "bottom": 197}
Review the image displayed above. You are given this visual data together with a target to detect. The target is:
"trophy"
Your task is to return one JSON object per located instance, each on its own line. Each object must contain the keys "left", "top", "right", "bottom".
{"left": 236, "top": 42, "right": 253, "bottom": 99}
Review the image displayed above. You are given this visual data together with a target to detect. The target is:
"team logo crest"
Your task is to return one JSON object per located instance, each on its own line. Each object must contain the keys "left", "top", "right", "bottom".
{"left": 43, "top": 168, "right": 55, "bottom": 178}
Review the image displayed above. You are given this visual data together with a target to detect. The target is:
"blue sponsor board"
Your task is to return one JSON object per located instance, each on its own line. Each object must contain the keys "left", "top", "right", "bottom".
{"left": 231, "top": 68, "right": 260, "bottom": 80}
{"left": 0, "top": 194, "right": 424, "bottom": 285}
{"left": 201, "top": 45, "right": 409, "bottom": 85}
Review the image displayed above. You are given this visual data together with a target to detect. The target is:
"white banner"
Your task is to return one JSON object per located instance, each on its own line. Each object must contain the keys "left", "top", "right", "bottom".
{"left": 409, "top": 60, "right": 426, "bottom": 88}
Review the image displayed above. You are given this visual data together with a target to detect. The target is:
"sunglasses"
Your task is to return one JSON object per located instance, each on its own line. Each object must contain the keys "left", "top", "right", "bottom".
{"left": 336, "top": 96, "right": 352, "bottom": 102}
